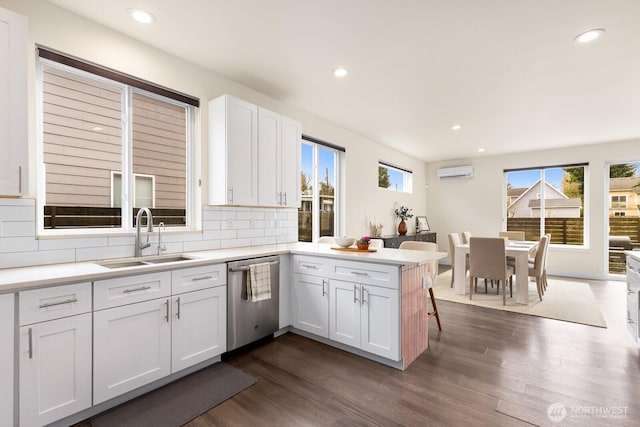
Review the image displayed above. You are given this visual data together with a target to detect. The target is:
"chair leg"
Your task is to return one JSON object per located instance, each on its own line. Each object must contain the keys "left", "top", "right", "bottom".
{"left": 450, "top": 266, "right": 455, "bottom": 288}
{"left": 484, "top": 278, "right": 488, "bottom": 293}
{"left": 509, "top": 276, "right": 513, "bottom": 298}
{"left": 536, "top": 274, "right": 543, "bottom": 301}
{"left": 428, "top": 288, "right": 442, "bottom": 330}
{"left": 502, "top": 280, "right": 506, "bottom": 305}
{"left": 469, "top": 275, "right": 474, "bottom": 300}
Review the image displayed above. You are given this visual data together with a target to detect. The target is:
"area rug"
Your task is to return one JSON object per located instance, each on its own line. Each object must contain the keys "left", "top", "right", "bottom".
{"left": 90, "top": 362, "right": 256, "bottom": 427}
{"left": 434, "top": 270, "right": 607, "bottom": 328}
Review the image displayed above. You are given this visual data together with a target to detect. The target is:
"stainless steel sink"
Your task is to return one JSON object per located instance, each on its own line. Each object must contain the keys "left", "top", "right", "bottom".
{"left": 142, "top": 255, "right": 195, "bottom": 264}
{"left": 96, "top": 254, "right": 197, "bottom": 269}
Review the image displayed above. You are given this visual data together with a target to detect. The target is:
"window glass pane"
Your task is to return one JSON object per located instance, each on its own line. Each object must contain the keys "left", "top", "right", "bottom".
{"left": 608, "top": 161, "right": 640, "bottom": 273}
{"left": 298, "top": 143, "right": 313, "bottom": 242}
{"left": 318, "top": 147, "right": 336, "bottom": 237}
{"left": 112, "top": 172, "right": 122, "bottom": 208}
{"left": 506, "top": 170, "right": 542, "bottom": 239}
{"left": 548, "top": 166, "right": 583, "bottom": 245}
{"left": 378, "top": 163, "right": 412, "bottom": 192}
{"left": 131, "top": 92, "right": 186, "bottom": 226}
{"left": 42, "top": 64, "right": 123, "bottom": 229}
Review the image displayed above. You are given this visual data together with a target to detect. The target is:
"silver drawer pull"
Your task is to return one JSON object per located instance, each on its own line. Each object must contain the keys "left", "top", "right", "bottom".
{"left": 39, "top": 298, "right": 78, "bottom": 308}
{"left": 351, "top": 271, "right": 369, "bottom": 276}
{"left": 192, "top": 276, "right": 213, "bottom": 281}
{"left": 28, "top": 328, "right": 33, "bottom": 359}
{"left": 301, "top": 264, "right": 318, "bottom": 269}
{"left": 123, "top": 286, "right": 151, "bottom": 293}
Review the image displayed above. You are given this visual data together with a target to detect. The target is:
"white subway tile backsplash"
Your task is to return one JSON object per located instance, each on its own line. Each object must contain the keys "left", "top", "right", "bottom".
{"left": 0, "top": 206, "right": 298, "bottom": 268}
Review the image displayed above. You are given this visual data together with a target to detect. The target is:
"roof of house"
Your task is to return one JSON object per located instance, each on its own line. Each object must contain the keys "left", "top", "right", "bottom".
{"left": 507, "top": 187, "right": 527, "bottom": 198}
{"left": 528, "top": 198, "right": 582, "bottom": 208}
{"left": 609, "top": 177, "right": 640, "bottom": 192}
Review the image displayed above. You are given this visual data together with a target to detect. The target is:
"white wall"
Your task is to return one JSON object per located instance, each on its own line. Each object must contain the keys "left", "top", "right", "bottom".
{"left": 0, "top": 0, "right": 428, "bottom": 268}
{"left": 426, "top": 138, "right": 640, "bottom": 279}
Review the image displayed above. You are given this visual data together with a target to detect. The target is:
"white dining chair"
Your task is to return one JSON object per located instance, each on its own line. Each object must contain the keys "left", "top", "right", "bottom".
{"left": 469, "top": 237, "right": 514, "bottom": 305}
{"left": 448, "top": 232, "right": 466, "bottom": 288}
{"left": 368, "top": 238, "right": 384, "bottom": 248}
{"left": 399, "top": 241, "right": 441, "bottom": 330}
{"left": 317, "top": 236, "right": 335, "bottom": 244}
{"left": 528, "top": 234, "right": 550, "bottom": 301}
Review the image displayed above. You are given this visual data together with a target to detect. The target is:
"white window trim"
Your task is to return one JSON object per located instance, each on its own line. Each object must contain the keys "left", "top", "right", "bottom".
{"left": 111, "top": 171, "right": 156, "bottom": 208}
{"left": 36, "top": 57, "right": 196, "bottom": 236}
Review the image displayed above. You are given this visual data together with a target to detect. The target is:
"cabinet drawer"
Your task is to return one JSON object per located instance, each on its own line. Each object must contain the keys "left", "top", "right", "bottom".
{"left": 19, "top": 282, "right": 91, "bottom": 326}
{"left": 331, "top": 260, "right": 400, "bottom": 289}
{"left": 94, "top": 271, "right": 171, "bottom": 310}
{"left": 293, "top": 255, "right": 332, "bottom": 276}
{"left": 172, "top": 264, "right": 226, "bottom": 295}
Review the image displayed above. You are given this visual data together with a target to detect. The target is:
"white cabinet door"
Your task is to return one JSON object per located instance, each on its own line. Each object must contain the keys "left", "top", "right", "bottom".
{"left": 360, "top": 285, "right": 400, "bottom": 360}
{"left": 293, "top": 273, "right": 329, "bottom": 337}
{"left": 258, "top": 107, "right": 281, "bottom": 206}
{"left": 328, "top": 280, "right": 361, "bottom": 348}
{"left": 172, "top": 286, "right": 226, "bottom": 372}
{"left": 93, "top": 298, "right": 171, "bottom": 404}
{"left": 209, "top": 95, "right": 258, "bottom": 205}
{"left": 0, "top": 7, "right": 27, "bottom": 196}
{"left": 0, "top": 294, "right": 14, "bottom": 427}
{"left": 280, "top": 117, "right": 301, "bottom": 208}
{"left": 19, "top": 313, "right": 92, "bottom": 427}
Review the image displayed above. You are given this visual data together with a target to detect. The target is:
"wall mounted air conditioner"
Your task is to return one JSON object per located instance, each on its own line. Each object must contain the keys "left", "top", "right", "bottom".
{"left": 437, "top": 165, "right": 474, "bottom": 179}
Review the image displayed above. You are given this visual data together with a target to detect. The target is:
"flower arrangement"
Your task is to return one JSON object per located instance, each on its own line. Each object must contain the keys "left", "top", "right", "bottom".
{"left": 394, "top": 205, "right": 414, "bottom": 221}
{"left": 357, "top": 235, "right": 371, "bottom": 245}
{"left": 356, "top": 235, "right": 371, "bottom": 250}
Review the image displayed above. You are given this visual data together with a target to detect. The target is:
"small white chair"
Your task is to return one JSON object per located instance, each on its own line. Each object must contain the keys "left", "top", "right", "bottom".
{"left": 368, "top": 238, "right": 384, "bottom": 248}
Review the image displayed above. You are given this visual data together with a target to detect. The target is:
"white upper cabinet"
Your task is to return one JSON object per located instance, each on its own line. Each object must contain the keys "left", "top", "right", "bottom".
{"left": 0, "top": 7, "right": 27, "bottom": 196}
{"left": 209, "top": 95, "right": 259, "bottom": 205}
{"left": 209, "top": 95, "right": 301, "bottom": 207}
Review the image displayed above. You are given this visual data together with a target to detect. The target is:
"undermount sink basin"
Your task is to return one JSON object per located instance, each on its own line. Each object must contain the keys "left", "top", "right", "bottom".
{"left": 96, "top": 254, "right": 197, "bottom": 269}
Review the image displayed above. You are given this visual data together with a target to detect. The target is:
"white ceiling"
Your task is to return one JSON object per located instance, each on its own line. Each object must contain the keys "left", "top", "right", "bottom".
{"left": 48, "top": 0, "right": 640, "bottom": 162}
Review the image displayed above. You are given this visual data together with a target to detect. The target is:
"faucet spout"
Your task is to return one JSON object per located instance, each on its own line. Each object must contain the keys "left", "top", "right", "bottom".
{"left": 135, "top": 207, "right": 154, "bottom": 257}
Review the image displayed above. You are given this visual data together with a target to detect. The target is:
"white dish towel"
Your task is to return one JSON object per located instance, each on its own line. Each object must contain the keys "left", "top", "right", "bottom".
{"left": 248, "top": 262, "right": 271, "bottom": 302}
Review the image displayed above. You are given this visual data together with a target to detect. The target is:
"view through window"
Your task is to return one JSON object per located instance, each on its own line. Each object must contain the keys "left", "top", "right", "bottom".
{"left": 608, "top": 161, "right": 640, "bottom": 274}
{"left": 299, "top": 140, "right": 339, "bottom": 241}
{"left": 378, "top": 161, "right": 412, "bottom": 193}
{"left": 505, "top": 165, "right": 586, "bottom": 245}
{"left": 39, "top": 58, "right": 193, "bottom": 231}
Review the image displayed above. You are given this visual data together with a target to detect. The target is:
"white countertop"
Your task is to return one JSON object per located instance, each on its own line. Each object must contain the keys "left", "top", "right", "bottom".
{"left": 0, "top": 242, "right": 446, "bottom": 293}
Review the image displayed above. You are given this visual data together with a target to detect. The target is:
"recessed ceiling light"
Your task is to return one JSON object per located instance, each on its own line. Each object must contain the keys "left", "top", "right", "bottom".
{"left": 574, "top": 29, "right": 605, "bottom": 43}
{"left": 477, "top": 148, "right": 485, "bottom": 153}
{"left": 333, "top": 68, "right": 348, "bottom": 78}
{"left": 128, "top": 8, "right": 155, "bottom": 24}
{"left": 451, "top": 124, "right": 462, "bottom": 131}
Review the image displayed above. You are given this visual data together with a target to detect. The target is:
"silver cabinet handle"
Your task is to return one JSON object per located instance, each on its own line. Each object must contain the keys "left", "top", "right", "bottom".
{"left": 164, "top": 300, "right": 170, "bottom": 322}
{"left": 353, "top": 284, "right": 359, "bottom": 303}
{"left": 18, "top": 165, "right": 23, "bottom": 193}
{"left": 228, "top": 187, "right": 234, "bottom": 203}
{"left": 301, "top": 264, "right": 318, "bottom": 269}
{"left": 278, "top": 192, "right": 282, "bottom": 205}
{"left": 123, "top": 285, "right": 151, "bottom": 293}
{"left": 39, "top": 298, "right": 78, "bottom": 308}
{"left": 176, "top": 297, "right": 181, "bottom": 319}
{"left": 192, "top": 276, "right": 213, "bottom": 281}
{"left": 322, "top": 279, "right": 327, "bottom": 296}
{"left": 351, "top": 271, "right": 369, "bottom": 276}
{"left": 361, "top": 286, "right": 367, "bottom": 305}
{"left": 28, "top": 327, "right": 33, "bottom": 359}
{"left": 283, "top": 192, "right": 287, "bottom": 206}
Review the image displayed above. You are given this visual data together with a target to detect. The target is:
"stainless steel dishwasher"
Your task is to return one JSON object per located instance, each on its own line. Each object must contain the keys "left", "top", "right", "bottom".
{"left": 227, "top": 255, "right": 280, "bottom": 351}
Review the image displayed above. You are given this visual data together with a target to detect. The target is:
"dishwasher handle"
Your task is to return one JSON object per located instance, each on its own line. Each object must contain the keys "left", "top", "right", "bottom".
{"left": 228, "top": 260, "right": 280, "bottom": 272}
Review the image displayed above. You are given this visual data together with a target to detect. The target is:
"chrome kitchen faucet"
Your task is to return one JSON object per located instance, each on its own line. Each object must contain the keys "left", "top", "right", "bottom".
{"left": 135, "top": 207, "right": 153, "bottom": 257}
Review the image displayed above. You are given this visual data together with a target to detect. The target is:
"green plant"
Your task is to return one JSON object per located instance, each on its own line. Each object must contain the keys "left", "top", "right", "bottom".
{"left": 394, "top": 206, "right": 413, "bottom": 221}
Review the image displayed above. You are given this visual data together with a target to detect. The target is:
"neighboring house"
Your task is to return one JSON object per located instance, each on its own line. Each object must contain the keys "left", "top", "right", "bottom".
{"left": 609, "top": 177, "right": 640, "bottom": 217}
{"left": 507, "top": 187, "right": 527, "bottom": 207}
{"left": 508, "top": 179, "right": 582, "bottom": 218}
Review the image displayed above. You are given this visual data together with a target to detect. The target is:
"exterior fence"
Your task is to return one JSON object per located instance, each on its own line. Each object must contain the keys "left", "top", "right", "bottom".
{"left": 508, "top": 217, "right": 640, "bottom": 274}
{"left": 298, "top": 211, "right": 335, "bottom": 242}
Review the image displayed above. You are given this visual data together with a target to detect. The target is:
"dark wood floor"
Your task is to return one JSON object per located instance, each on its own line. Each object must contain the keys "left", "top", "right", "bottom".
{"left": 79, "top": 276, "right": 640, "bottom": 426}
{"left": 189, "top": 278, "right": 639, "bottom": 427}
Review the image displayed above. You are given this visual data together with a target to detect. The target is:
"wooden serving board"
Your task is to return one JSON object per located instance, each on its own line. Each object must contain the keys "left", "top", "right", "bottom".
{"left": 331, "top": 247, "right": 377, "bottom": 252}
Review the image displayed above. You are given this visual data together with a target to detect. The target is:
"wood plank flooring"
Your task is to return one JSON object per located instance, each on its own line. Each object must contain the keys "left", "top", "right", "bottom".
{"left": 78, "top": 276, "right": 640, "bottom": 426}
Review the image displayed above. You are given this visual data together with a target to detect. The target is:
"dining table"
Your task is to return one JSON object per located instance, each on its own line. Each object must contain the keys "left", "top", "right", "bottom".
{"left": 453, "top": 240, "right": 539, "bottom": 304}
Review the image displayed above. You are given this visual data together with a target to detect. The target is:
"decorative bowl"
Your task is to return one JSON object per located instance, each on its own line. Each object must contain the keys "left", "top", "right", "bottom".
{"left": 334, "top": 236, "right": 356, "bottom": 248}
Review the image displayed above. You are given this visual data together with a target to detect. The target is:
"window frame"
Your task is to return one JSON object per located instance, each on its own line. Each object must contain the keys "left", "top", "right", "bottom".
{"left": 378, "top": 161, "right": 413, "bottom": 193}
{"left": 36, "top": 56, "right": 196, "bottom": 236}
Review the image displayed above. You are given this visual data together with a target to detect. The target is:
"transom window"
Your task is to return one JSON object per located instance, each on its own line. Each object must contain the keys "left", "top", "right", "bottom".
{"left": 37, "top": 50, "right": 197, "bottom": 233}
{"left": 378, "top": 161, "right": 412, "bottom": 193}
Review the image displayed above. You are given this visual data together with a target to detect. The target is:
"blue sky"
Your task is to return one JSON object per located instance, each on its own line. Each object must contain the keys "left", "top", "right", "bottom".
{"left": 507, "top": 169, "right": 564, "bottom": 188}
{"left": 301, "top": 144, "right": 336, "bottom": 186}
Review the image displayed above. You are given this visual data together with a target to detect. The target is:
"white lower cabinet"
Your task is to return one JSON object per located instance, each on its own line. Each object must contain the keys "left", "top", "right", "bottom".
{"left": 0, "top": 294, "right": 14, "bottom": 427}
{"left": 18, "top": 283, "right": 93, "bottom": 427}
{"left": 172, "top": 286, "right": 226, "bottom": 372}
{"left": 93, "top": 297, "right": 172, "bottom": 404}
{"left": 19, "top": 313, "right": 92, "bottom": 427}
{"left": 293, "top": 273, "right": 329, "bottom": 337}
{"left": 329, "top": 279, "right": 400, "bottom": 360}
